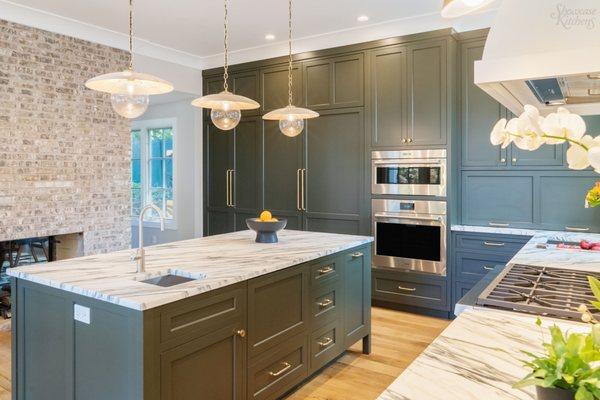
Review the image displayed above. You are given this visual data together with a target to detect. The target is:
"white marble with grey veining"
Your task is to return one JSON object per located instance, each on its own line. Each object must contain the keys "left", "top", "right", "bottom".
{"left": 451, "top": 224, "right": 542, "bottom": 237}
{"left": 379, "top": 230, "right": 600, "bottom": 399}
{"left": 378, "top": 308, "right": 588, "bottom": 400}
{"left": 7, "top": 229, "right": 372, "bottom": 311}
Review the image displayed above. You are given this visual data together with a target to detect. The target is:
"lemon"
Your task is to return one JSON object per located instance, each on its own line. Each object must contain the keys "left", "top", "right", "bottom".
{"left": 259, "top": 210, "right": 272, "bottom": 221}
{"left": 270, "top": 217, "right": 278, "bottom": 222}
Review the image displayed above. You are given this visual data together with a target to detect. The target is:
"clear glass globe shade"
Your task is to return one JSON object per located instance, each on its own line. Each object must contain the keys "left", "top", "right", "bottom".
{"left": 279, "top": 116, "right": 304, "bottom": 137}
{"left": 110, "top": 93, "right": 149, "bottom": 119}
{"left": 211, "top": 107, "right": 241, "bottom": 130}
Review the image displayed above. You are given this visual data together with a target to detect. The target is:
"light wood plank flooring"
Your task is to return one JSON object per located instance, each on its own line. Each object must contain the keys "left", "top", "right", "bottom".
{"left": 0, "top": 307, "right": 449, "bottom": 400}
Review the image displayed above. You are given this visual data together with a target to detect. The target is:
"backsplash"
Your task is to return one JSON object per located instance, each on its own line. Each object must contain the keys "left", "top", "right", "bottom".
{"left": 0, "top": 19, "right": 131, "bottom": 254}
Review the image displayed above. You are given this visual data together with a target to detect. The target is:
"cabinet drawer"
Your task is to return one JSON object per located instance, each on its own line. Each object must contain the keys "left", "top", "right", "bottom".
{"left": 455, "top": 251, "right": 509, "bottom": 282}
{"left": 372, "top": 270, "right": 448, "bottom": 310}
{"left": 248, "top": 265, "right": 309, "bottom": 357}
{"left": 310, "top": 320, "right": 343, "bottom": 373}
{"left": 309, "top": 257, "right": 340, "bottom": 287}
{"left": 454, "top": 233, "right": 529, "bottom": 256}
{"left": 159, "top": 284, "right": 246, "bottom": 348}
{"left": 310, "top": 281, "right": 341, "bottom": 328}
{"left": 248, "top": 333, "right": 308, "bottom": 400}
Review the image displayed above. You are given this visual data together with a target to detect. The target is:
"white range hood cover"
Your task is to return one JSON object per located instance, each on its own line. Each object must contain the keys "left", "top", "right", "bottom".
{"left": 475, "top": 0, "right": 600, "bottom": 116}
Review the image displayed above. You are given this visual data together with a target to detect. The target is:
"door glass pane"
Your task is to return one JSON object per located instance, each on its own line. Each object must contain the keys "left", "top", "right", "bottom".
{"left": 376, "top": 167, "right": 441, "bottom": 185}
{"left": 150, "top": 159, "right": 164, "bottom": 188}
{"left": 131, "top": 159, "right": 141, "bottom": 184}
{"left": 165, "top": 188, "right": 174, "bottom": 219}
{"left": 131, "top": 130, "right": 141, "bottom": 158}
{"left": 149, "top": 188, "right": 165, "bottom": 218}
{"left": 165, "top": 159, "right": 173, "bottom": 189}
{"left": 376, "top": 222, "right": 440, "bottom": 261}
{"left": 149, "top": 129, "right": 164, "bottom": 157}
{"left": 132, "top": 187, "right": 142, "bottom": 217}
{"left": 163, "top": 128, "right": 173, "bottom": 157}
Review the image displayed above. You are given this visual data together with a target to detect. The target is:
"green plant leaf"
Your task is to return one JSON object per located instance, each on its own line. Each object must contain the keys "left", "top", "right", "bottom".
{"left": 588, "top": 277, "right": 600, "bottom": 308}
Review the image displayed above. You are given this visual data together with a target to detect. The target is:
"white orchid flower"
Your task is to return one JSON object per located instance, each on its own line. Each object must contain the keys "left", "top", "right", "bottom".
{"left": 566, "top": 135, "right": 600, "bottom": 170}
{"left": 541, "top": 107, "right": 587, "bottom": 144}
{"left": 589, "top": 145, "right": 600, "bottom": 172}
{"left": 507, "top": 106, "right": 546, "bottom": 151}
{"left": 490, "top": 118, "right": 512, "bottom": 148}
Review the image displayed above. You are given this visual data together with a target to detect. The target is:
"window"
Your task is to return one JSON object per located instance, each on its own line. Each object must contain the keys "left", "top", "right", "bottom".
{"left": 131, "top": 118, "right": 176, "bottom": 227}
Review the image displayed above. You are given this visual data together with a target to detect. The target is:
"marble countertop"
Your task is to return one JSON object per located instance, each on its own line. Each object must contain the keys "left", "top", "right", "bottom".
{"left": 451, "top": 224, "right": 541, "bottom": 237}
{"left": 7, "top": 230, "right": 373, "bottom": 311}
{"left": 378, "top": 308, "right": 587, "bottom": 400}
{"left": 379, "top": 230, "right": 600, "bottom": 399}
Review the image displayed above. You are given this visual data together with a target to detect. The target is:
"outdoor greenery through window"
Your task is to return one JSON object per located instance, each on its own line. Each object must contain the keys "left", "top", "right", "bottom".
{"left": 131, "top": 121, "right": 175, "bottom": 222}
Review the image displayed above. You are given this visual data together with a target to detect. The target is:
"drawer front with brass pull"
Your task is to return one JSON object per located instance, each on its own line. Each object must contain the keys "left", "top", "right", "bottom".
{"left": 310, "top": 258, "right": 340, "bottom": 287}
{"left": 454, "top": 232, "right": 530, "bottom": 255}
{"left": 372, "top": 269, "right": 447, "bottom": 310}
{"left": 310, "top": 282, "right": 341, "bottom": 327}
{"left": 248, "top": 333, "right": 308, "bottom": 400}
{"left": 309, "top": 321, "right": 342, "bottom": 373}
{"left": 454, "top": 250, "right": 511, "bottom": 282}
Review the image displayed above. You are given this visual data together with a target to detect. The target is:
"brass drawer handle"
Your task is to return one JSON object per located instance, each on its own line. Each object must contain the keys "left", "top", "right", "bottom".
{"left": 317, "top": 298, "right": 333, "bottom": 308}
{"left": 483, "top": 266, "right": 494, "bottom": 271}
{"left": 269, "top": 362, "right": 292, "bottom": 377}
{"left": 317, "top": 266, "right": 334, "bottom": 275}
{"left": 488, "top": 222, "right": 509, "bottom": 227}
{"left": 483, "top": 241, "right": 505, "bottom": 247}
{"left": 565, "top": 226, "right": 590, "bottom": 232}
{"left": 317, "top": 337, "right": 334, "bottom": 348}
{"left": 397, "top": 285, "right": 416, "bottom": 292}
{"left": 351, "top": 252, "right": 364, "bottom": 259}
{"left": 234, "top": 329, "right": 246, "bottom": 338}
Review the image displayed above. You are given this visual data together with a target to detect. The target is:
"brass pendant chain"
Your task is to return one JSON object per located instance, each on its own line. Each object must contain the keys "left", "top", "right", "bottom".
{"left": 129, "top": 0, "right": 134, "bottom": 70}
{"left": 287, "top": 0, "right": 293, "bottom": 106}
{"left": 223, "top": 0, "right": 229, "bottom": 92}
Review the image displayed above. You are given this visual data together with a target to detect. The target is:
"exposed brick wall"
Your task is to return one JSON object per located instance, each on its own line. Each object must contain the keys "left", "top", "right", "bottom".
{"left": 0, "top": 19, "right": 132, "bottom": 254}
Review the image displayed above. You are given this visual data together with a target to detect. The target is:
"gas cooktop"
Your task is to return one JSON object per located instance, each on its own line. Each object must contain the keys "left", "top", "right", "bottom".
{"left": 477, "top": 264, "right": 600, "bottom": 321}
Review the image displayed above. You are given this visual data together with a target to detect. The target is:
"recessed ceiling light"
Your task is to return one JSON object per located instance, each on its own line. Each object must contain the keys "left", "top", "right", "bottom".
{"left": 357, "top": 15, "right": 369, "bottom": 22}
{"left": 265, "top": 34, "right": 275, "bottom": 40}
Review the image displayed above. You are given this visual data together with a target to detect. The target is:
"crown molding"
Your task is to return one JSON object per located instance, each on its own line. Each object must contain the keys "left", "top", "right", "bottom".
{"left": 0, "top": 0, "right": 204, "bottom": 70}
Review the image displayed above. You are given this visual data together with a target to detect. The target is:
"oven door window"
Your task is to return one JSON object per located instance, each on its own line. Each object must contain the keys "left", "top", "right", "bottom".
{"left": 376, "top": 221, "right": 441, "bottom": 262}
{"left": 376, "top": 166, "right": 440, "bottom": 185}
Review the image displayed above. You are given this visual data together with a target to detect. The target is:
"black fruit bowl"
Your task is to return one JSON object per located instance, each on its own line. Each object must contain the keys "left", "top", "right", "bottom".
{"left": 246, "top": 218, "right": 287, "bottom": 243}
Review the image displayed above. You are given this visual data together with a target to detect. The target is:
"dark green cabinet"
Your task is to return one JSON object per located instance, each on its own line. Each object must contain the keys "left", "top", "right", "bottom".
{"left": 260, "top": 64, "right": 303, "bottom": 113}
{"left": 304, "top": 53, "right": 364, "bottom": 110}
{"left": 343, "top": 249, "right": 371, "bottom": 349}
{"left": 303, "top": 108, "right": 366, "bottom": 235}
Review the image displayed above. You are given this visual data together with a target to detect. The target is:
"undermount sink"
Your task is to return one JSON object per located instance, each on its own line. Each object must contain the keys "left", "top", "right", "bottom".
{"left": 140, "top": 274, "right": 196, "bottom": 287}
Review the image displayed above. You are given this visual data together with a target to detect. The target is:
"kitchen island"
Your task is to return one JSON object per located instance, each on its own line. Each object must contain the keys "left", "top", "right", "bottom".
{"left": 8, "top": 229, "right": 373, "bottom": 400}
{"left": 378, "top": 230, "right": 600, "bottom": 400}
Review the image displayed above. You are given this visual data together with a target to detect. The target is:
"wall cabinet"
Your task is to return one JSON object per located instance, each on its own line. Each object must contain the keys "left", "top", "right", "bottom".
{"left": 260, "top": 64, "right": 303, "bottom": 113}
{"left": 370, "top": 39, "right": 450, "bottom": 148}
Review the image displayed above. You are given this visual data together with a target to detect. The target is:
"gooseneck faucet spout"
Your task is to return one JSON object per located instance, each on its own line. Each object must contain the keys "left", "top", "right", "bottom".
{"left": 134, "top": 203, "right": 165, "bottom": 273}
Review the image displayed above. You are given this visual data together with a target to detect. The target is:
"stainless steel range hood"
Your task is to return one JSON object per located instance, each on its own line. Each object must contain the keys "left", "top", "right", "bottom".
{"left": 475, "top": 0, "right": 600, "bottom": 116}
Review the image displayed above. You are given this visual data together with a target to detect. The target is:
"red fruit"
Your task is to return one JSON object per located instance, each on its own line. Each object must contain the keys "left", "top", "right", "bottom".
{"left": 591, "top": 244, "right": 600, "bottom": 251}
{"left": 581, "top": 240, "right": 592, "bottom": 249}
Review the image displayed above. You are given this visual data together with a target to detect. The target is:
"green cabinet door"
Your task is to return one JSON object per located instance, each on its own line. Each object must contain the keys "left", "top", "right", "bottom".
{"left": 303, "top": 108, "right": 366, "bottom": 235}
{"left": 263, "top": 120, "right": 304, "bottom": 230}
{"left": 205, "top": 121, "right": 235, "bottom": 235}
{"left": 261, "top": 64, "right": 303, "bottom": 113}
{"left": 461, "top": 39, "right": 507, "bottom": 167}
{"left": 406, "top": 40, "right": 447, "bottom": 146}
{"left": 233, "top": 117, "right": 263, "bottom": 230}
{"left": 462, "top": 172, "right": 535, "bottom": 228}
{"left": 370, "top": 45, "right": 408, "bottom": 148}
{"left": 343, "top": 247, "right": 371, "bottom": 349}
{"left": 233, "top": 71, "right": 260, "bottom": 117}
{"left": 160, "top": 321, "right": 246, "bottom": 400}
{"left": 304, "top": 53, "right": 364, "bottom": 110}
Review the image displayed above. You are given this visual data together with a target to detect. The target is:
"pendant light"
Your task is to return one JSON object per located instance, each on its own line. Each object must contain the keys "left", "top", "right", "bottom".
{"left": 191, "top": 0, "right": 260, "bottom": 130}
{"left": 85, "top": 0, "right": 173, "bottom": 119}
{"left": 262, "top": 0, "right": 318, "bottom": 137}
{"left": 441, "top": 0, "right": 496, "bottom": 18}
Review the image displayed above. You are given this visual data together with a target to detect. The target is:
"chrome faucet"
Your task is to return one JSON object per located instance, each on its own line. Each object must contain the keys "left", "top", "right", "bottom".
{"left": 134, "top": 203, "right": 165, "bottom": 273}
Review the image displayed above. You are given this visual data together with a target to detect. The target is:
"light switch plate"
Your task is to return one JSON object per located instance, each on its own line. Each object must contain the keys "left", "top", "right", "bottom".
{"left": 74, "top": 304, "right": 90, "bottom": 324}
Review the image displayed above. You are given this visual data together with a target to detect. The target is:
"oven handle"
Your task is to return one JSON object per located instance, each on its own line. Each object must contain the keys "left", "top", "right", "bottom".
{"left": 372, "top": 160, "right": 444, "bottom": 166}
{"left": 374, "top": 213, "right": 444, "bottom": 222}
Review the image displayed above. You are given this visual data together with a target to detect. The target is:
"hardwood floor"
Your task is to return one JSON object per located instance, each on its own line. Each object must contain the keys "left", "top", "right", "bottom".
{"left": 285, "top": 307, "right": 450, "bottom": 400}
{"left": 0, "top": 307, "right": 449, "bottom": 400}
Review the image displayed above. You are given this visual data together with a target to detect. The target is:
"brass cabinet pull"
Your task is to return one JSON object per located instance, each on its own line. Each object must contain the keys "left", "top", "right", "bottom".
{"left": 511, "top": 157, "right": 517, "bottom": 164}
{"left": 296, "top": 169, "right": 301, "bottom": 211}
{"left": 230, "top": 170, "right": 235, "bottom": 207}
{"left": 225, "top": 170, "right": 230, "bottom": 206}
{"left": 269, "top": 362, "right": 292, "bottom": 377}
{"left": 483, "top": 241, "right": 505, "bottom": 247}
{"left": 407, "top": 138, "right": 413, "bottom": 143}
{"left": 500, "top": 157, "right": 506, "bottom": 164}
{"left": 351, "top": 252, "right": 364, "bottom": 259}
{"left": 317, "top": 337, "right": 334, "bottom": 348}
{"left": 301, "top": 169, "right": 306, "bottom": 211}
{"left": 317, "top": 298, "right": 333, "bottom": 308}
{"left": 397, "top": 285, "right": 416, "bottom": 292}
{"left": 317, "top": 266, "right": 334, "bottom": 275}
{"left": 565, "top": 226, "right": 590, "bottom": 232}
{"left": 483, "top": 266, "right": 494, "bottom": 271}
{"left": 488, "top": 222, "right": 509, "bottom": 227}
{"left": 234, "top": 328, "right": 246, "bottom": 338}
{"left": 401, "top": 138, "right": 407, "bottom": 143}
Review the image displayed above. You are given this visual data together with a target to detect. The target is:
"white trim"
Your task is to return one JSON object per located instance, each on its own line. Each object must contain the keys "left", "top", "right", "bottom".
{"left": 131, "top": 117, "right": 178, "bottom": 230}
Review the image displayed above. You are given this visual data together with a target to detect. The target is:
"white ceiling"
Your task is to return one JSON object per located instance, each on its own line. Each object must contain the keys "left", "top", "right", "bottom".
{"left": 1, "top": 0, "right": 498, "bottom": 69}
